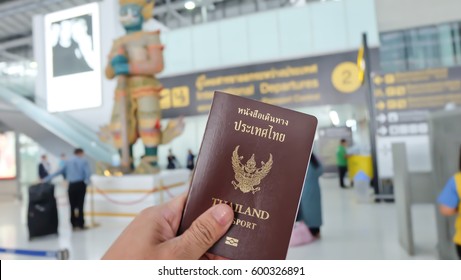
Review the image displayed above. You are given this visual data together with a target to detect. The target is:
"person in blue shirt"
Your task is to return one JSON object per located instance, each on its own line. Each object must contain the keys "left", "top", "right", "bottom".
{"left": 437, "top": 146, "right": 461, "bottom": 259}
{"left": 58, "top": 153, "right": 67, "bottom": 180}
{"left": 44, "top": 148, "right": 91, "bottom": 230}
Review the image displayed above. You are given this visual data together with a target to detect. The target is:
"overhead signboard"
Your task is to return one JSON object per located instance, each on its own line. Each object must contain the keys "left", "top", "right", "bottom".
{"left": 372, "top": 67, "right": 461, "bottom": 177}
{"left": 372, "top": 67, "right": 461, "bottom": 137}
{"left": 159, "top": 49, "right": 380, "bottom": 118}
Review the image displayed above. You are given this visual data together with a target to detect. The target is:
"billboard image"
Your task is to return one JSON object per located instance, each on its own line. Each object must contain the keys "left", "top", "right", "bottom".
{"left": 51, "top": 14, "right": 95, "bottom": 77}
{"left": 44, "top": 3, "right": 101, "bottom": 112}
{"left": 0, "top": 132, "right": 16, "bottom": 180}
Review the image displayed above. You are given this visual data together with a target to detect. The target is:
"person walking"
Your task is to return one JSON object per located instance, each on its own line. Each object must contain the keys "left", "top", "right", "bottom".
{"left": 336, "top": 139, "right": 349, "bottom": 188}
{"left": 59, "top": 153, "right": 67, "bottom": 180}
{"left": 437, "top": 145, "right": 461, "bottom": 259}
{"left": 38, "top": 154, "right": 51, "bottom": 180}
{"left": 186, "top": 149, "right": 195, "bottom": 171}
{"left": 44, "top": 148, "right": 91, "bottom": 230}
{"left": 167, "top": 149, "right": 178, "bottom": 170}
{"left": 298, "top": 153, "right": 324, "bottom": 238}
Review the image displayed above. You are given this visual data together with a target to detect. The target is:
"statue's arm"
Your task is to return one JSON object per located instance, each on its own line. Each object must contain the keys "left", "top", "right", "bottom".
{"left": 105, "top": 61, "right": 115, "bottom": 79}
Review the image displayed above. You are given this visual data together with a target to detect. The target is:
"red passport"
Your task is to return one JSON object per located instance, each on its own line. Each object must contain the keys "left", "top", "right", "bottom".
{"left": 178, "top": 91, "right": 318, "bottom": 260}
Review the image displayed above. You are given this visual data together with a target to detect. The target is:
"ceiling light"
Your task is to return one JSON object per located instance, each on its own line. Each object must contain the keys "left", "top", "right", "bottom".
{"left": 346, "top": 119, "right": 357, "bottom": 131}
{"left": 29, "top": 61, "right": 38, "bottom": 69}
{"left": 184, "top": 1, "right": 196, "bottom": 10}
{"left": 346, "top": 119, "right": 356, "bottom": 128}
{"left": 329, "top": 110, "right": 340, "bottom": 126}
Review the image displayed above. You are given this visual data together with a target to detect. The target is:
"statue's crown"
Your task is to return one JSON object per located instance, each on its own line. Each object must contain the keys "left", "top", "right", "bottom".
{"left": 119, "top": 0, "right": 154, "bottom": 20}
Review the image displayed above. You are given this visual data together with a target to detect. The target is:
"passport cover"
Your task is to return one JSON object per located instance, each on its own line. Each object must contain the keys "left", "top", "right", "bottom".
{"left": 178, "top": 91, "right": 318, "bottom": 260}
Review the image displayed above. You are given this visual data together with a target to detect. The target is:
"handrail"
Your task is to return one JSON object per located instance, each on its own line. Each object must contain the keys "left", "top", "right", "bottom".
{"left": 0, "top": 81, "right": 117, "bottom": 156}
{"left": 0, "top": 85, "right": 117, "bottom": 163}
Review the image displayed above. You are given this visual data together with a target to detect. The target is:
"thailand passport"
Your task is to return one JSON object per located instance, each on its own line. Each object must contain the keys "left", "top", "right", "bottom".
{"left": 178, "top": 91, "right": 318, "bottom": 260}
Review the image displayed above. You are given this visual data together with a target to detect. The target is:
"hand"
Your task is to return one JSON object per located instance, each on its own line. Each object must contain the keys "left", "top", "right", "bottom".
{"left": 102, "top": 193, "right": 234, "bottom": 260}
{"left": 111, "top": 54, "right": 130, "bottom": 75}
{"left": 113, "top": 63, "right": 130, "bottom": 75}
{"left": 110, "top": 54, "right": 128, "bottom": 66}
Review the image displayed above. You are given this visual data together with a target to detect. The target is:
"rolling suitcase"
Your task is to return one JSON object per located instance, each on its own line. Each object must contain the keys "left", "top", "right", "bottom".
{"left": 28, "top": 183, "right": 58, "bottom": 239}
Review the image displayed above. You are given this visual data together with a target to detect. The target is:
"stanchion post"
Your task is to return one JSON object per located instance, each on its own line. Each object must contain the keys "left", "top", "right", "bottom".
{"left": 159, "top": 179, "right": 164, "bottom": 204}
{"left": 56, "top": 249, "right": 70, "bottom": 260}
{"left": 0, "top": 247, "right": 69, "bottom": 260}
{"left": 89, "top": 184, "right": 100, "bottom": 228}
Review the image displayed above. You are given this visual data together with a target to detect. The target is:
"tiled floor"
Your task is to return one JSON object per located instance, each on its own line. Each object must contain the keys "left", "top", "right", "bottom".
{"left": 0, "top": 177, "right": 438, "bottom": 260}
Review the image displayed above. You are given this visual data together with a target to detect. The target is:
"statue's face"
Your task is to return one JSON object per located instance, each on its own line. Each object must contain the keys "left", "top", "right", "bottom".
{"left": 120, "top": 4, "right": 143, "bottom": 30}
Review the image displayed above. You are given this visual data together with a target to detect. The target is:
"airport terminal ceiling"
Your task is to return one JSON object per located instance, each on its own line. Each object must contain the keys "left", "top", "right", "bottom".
{"left": 0, "top": 0, "right": 322, "bottom": 62}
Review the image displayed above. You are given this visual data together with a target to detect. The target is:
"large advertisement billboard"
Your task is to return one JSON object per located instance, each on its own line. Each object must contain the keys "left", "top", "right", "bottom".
{"left": 44, "top": 3, "right": 101, "bottom": 112}
{"left": 0, "top": 132, "right": 16, "bottom": 180}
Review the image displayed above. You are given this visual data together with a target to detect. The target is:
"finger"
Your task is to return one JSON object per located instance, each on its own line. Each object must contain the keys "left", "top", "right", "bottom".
{"left": 165, "top": 204, "right": 234, "bottom": 259}
{"left": 161, "top": 192, "right": 187, "bottom": 230}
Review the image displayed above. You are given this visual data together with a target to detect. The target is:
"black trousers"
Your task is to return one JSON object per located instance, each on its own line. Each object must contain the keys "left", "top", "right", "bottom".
{"left": 338, "top": 166, "right": 348, "bottom": 187}
{"left": 68, "top": 181, "right": 87, "bottom": 228}
{"left": 457, "top": 244, "right": 461, "bottom": 260}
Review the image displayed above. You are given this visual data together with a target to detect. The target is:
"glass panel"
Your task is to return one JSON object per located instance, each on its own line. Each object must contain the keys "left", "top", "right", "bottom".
{"left": 19, "top": 134, "right": 40, "bottom": 185}
{"left": 379, "top": 20, "right": 461, "bottom": 72}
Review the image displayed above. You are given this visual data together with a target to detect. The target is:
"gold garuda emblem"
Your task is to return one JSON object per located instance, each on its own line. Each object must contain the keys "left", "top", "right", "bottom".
{"left": 231, "top": 145, "right": 273, "bottom": 194}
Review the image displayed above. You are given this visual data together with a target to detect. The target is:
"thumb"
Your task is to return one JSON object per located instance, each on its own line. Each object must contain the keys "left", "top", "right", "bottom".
{"left": 167, "top": 204, "right": 234, "bottom": 259}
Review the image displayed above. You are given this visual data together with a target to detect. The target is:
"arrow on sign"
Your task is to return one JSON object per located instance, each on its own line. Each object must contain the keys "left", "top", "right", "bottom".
{"left": 374, "top": 89, "right": 384, "bottom": 97}
{"left": 377, "top": 126, "right": 388, "bottom": 136}
{"left": 376, "top": 101, "right": 386, "bottom": 110}
{"left": 374, "top": 75, "right": 383, "bottom": 85}
{"left": 377, "top": 113, "right": 387, "bottom": 123}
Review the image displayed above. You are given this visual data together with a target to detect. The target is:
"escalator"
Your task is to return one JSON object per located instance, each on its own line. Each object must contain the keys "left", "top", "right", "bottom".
{"left": 0, "top": 83, "right": 117, "bottom": 164}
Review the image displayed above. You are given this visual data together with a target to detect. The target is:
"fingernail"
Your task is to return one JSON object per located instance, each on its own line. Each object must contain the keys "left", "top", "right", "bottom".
{"left": 211, "top": 204, "right": 233, "bottom": 226}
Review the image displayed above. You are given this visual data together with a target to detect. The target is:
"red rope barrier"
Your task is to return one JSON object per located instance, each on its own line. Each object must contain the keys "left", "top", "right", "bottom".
{"left": 93, "top": 186, "right": 157, "bottom": 205}
{"left": 157, "top": 185, "right": 176, "bottom": 198}
{"left": 91, "top": 184, "right": 179, "bottom": 206}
